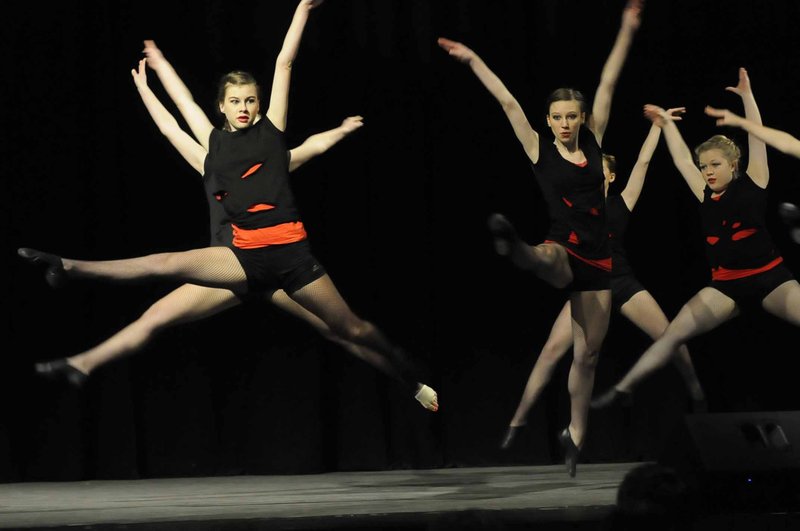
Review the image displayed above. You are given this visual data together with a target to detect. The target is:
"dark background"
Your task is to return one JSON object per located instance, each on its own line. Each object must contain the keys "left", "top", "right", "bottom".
{"left": 4, "top": 0, "right": 800, "bottom": 482}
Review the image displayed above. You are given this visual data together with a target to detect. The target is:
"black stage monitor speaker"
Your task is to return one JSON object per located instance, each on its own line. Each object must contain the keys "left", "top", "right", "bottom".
{"left": 659, "top": 411, "right": 800, "bottom": 513}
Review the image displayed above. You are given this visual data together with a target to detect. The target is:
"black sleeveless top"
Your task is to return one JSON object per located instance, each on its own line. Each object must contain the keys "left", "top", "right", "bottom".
{"left": 531, "top": 126, "right": 610, "bottom": 263}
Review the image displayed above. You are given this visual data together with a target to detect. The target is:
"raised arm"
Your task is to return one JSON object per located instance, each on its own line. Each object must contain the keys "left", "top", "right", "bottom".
{"left": 437, "top": 37, "right": 539, "bottom": 163}
{"left": 131, "top": 59, "right": 207, "bottom": 175}
{"left": 722, "top": 67, "right": 768, "bottom": 187}
{"left": 619, "top": 123, "right": 660, "bottom": 211}
{"left": 705, "top": 106, "right": 800, "bottom": 160}
{"left": 141, "top": 40, "right": 215, "bottom": 151}
{"left": 589, "top": 0, "right": 643, "bottom": 145}
{"left": 643, "top": 104, "right": 705, "bottom": 202}
{"left": 266, "top": 0, "right": 323, "bottom": 132}
{"left": 288, "top": 115, "right": 364, "bottom": 171}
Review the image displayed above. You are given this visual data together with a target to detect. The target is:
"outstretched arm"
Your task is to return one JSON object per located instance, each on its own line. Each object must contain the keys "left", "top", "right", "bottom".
{"left": 722, "top": 67, "right": 768, "bottom": 187}
{"left": 437, "top": 37, "right": 539, "bottom": 164}
{"left": 590, "top": 0, "right": 643, "bottom": 145}
{"left": 267, "top": 0, "right": 323, "bottom": 131}
{"left": 289, "top": 115, "right": 364, "bottom": 171}
{"left": 619, "top": 123, "right": 660, "bottom": 211}
{"left": 643, "top": 104, "right": 705, "bottom": 202}
{"left": 141, "top": 40, "right": 215, "bottom": 150}
{"left": 131, "top": 58, "right": 207, "bottom": 175}
{"left": 705, "top": 106, "right": 800, "bottom": 160}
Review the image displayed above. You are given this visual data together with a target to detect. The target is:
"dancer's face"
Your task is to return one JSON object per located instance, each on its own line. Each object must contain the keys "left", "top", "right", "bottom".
{"left": 547, "top": 100, "right": 584, "bottom": 147}
{"left": 697, "top": 148, "right": 736, "bottom": 192}
{"left": 219, "top": 84, "right": 261, "bottom": 131}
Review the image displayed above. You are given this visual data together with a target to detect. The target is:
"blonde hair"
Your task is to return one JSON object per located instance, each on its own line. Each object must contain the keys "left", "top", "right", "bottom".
{"left": 694, "top": 135, "right": 741, "bottom": 178}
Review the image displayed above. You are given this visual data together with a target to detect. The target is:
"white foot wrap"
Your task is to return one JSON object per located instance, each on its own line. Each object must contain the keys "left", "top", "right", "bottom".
{"left": 414, "top": 384, "right": 438, "bottom": 412}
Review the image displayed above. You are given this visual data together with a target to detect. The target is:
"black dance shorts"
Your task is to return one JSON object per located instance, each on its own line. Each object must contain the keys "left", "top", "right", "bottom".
{"left": 231, "top": 239, "right": 327, "bottom": 295}
{"left": 567, "top": 252, "right": 612, "bottom": 292}
{"left": 710, "top": 262, "right": 795, "bottom": 308}
{"left": 611, "top": 273, "right": 647, "bottom": 312}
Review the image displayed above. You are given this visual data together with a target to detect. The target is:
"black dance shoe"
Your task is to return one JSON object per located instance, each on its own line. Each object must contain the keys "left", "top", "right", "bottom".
{"left": 590, "top": 387, "right": 633, "bottom": 410}
{"left": 35, "top": 359, "right": 88, "bottom": 388}
{"left": 778, "top": 202, "right": 800, "bottom": 225}
{"left": 499, "top": 425, "right": 524, "bottom": 450}
{"left": 558, "top": 428, "right": 580, "bottom": 478}
{"left": 778, "top": 203, "right": 800, "bottom": 244}
{"left": 17, "top": 248, "right": 67, "bottom": 288}
{"left": 486, "top": 213, "right": 520, "bottom": 257}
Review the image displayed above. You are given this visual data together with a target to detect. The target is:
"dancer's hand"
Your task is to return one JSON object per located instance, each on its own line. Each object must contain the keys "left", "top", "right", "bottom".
{"left": 622, "top": 0, "right": 644, "bottom": 31}
{"left": 302, "top": 0, "right": 324, "bottom": 11}
{"left": 130, "top": 58, "right": 149, "bottom": 89}
{"left": 725, "top": 67, "right": 752, "bottom": 99}
{"left": 340, "top": 115, "right": 364, "bottom": 134}
{"left": 665, "top": 107, "right": 686, "bottom": 121}
{"left": 704, "top": 106, "right": 744, "bottom": 128}
{"left": 141, "top": 40, "right": 166, "bottom": 71}
{"left": 437, "top": 37, "right": 476, "bottom": 64}
{"left": 644, "top": 104, "right": 684, "bottom": 127}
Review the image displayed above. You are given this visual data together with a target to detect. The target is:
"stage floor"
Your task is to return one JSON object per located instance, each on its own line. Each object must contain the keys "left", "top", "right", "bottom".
{"left": 0, "top": 462, "right": 642, "bottom": 530}
{"left": 7, "top": 462, "right": 798, "bottom": 530}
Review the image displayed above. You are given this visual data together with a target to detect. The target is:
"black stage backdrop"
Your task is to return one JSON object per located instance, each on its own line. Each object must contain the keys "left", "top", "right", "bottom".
{"left": 4, "top": 0, "right": 800, "bottom": 482}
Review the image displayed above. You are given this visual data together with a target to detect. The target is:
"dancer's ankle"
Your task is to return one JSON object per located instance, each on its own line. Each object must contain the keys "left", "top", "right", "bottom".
{"left": 68, "top": 358, "right": 91, "bottom": 376}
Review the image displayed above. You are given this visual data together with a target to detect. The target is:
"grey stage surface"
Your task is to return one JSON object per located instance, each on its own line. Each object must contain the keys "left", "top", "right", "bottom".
{"left": 0, "top": 463, "right": 643, "bottom": 529}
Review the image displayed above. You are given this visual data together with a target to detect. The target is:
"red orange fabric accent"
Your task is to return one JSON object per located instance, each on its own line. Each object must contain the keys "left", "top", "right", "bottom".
{"left": 732, "top": 228, "right": 757, "bottom": 241}
{"left": 241, "top": 163, "right": 263, "bottom": 179}
{"left": 232, "top": 221, "right": 307, "bottom": 249}
{"left": 706, "top": 236, "right": 720, "bottom": 245}
{"left": 562, "top": 197, "right": 573, "bottom": 207}
{"left": 565, "top": 248, "right": 612, "bottom": 271}
{"left": 543, "top": 239, "right": 612, "bottom": 272}
{"left": 568, "top": 231, "right": 580, "bottom": 244}
{"left": 247, "top": 203, "right": 275, "bottom": 213}
{"left": 711, "top": 256, "right": 783, "bottom": 281}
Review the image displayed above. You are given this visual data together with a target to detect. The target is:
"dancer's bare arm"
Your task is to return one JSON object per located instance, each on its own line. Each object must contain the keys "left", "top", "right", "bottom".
{"left": 620, "top": 123, "right": 660, "bottom": 211}
{"left": 141, "top": 40, "right": 215, "bottom": 150}
{"left": 289, "top": 116, "right": 364, "bottom": 171}
{"left": 706, "top": 106, "right": 800, "bottom": 160}
{"left": 267, "top": 0, "right": 324, "bottom": 131}
{"left": 438, "top": 37, "right": 539, "bottom": 164}
{"left": 644, "top": 104, "right": 704, "bottom": 201}
{"left": 131, "top": 58, "right": 207, "bottom": 174}
{"left": 590, "top": 0, "right": 643, "bottom": 145}
{"left": 722, "top": 67, "right": 768, "bottom": 187}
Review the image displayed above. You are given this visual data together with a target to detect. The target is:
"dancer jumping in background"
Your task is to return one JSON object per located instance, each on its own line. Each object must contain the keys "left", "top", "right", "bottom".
{"left": 438, "top": 0, "right": 644, "bottom": 476}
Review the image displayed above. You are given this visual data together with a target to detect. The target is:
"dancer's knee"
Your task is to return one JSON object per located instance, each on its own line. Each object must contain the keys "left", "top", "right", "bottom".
{"left": 573, "top": 348, "right": 600, "bottom": 370}
{"left": 329, "top": 316, "right": 374, "bottom": 344}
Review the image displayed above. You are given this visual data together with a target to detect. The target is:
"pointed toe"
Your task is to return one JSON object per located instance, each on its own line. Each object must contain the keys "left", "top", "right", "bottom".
{"left": 35, "top": 359, "right": 88, "bottom": 388}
